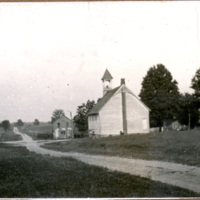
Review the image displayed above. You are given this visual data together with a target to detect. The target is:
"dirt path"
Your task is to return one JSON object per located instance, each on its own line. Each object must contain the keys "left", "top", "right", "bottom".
{"left": 5, "top": 128, "right": 200, "bottom": 194}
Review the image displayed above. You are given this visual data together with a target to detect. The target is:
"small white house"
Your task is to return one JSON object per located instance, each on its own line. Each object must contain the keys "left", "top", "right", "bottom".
{"left": 88, "top": 69, "right": 150, "bottom": 136}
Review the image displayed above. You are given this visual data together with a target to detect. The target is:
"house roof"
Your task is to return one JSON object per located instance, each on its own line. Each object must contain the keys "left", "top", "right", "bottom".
{"left": 101, "top": 69, "right": 113, "bottom": 81}
{"left": 53, "top": 115, "right": 72, "bottom": 124}
{"left": 88, "top": 86, "right": 120, "bottom": 115}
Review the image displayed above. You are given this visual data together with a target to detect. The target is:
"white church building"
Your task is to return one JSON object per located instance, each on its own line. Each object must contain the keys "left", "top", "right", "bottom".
{"left": 88, "top": 69, "right": 150, "bottom": 136}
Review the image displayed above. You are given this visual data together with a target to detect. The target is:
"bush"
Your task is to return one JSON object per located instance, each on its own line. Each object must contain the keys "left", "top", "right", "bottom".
{"left": 1, "top": 120, "right": 11, "bottom": 131}
{"left": 34, "top": 119, "right": 40, "bottom": 125}
{"left": 37, "top": 133, "right": 53, "bottom": 140}
{"left": 16, "top": 119, "right": 24, "bottom": 127}
{"left": 74, "top": 131, "right": 89, "bottom": 138}
{"left": 0, "top": 130, "right": 22, "bottom": 141}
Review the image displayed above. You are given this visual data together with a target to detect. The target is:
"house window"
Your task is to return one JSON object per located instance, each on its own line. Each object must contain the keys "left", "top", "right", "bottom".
{"left": 61, "top": 128, "right": 66, "bottom": 135}
{"left": 91, "top": 116, "right": 97, "bottom": 122}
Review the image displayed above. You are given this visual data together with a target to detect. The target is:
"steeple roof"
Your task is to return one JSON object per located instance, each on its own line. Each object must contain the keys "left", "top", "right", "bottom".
{"left": 101, "top": 69, "right": 113, "bottom": 81}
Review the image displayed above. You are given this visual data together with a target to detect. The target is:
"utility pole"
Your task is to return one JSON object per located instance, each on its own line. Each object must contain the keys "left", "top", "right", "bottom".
{"left": 67, "top": 110, "right": 74, "bottom": 139}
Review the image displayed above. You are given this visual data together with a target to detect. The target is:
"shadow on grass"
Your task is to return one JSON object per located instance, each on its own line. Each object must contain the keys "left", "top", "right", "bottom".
{"left": 0, "top": 144, "right": 199, "bottom": 198}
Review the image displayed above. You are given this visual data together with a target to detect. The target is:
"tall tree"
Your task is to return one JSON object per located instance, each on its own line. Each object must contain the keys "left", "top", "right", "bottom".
{"left": 139, "top": 64, "right": 180, "bottom": 131}
{"left": 191, "top": 68, "right": 200, "bottom": 96}
{"left": 16, "top": 119, "right": 24, "bottom": 126}
{"left": 191, "top": 67, "right": 200, "bottom": 105}
{"left": 190, "top": 68, "right": 200, "bottom": 126}
{"left": 34, "top": 119, "right": 40, "bottom": 125}
{"left": 1, "top": 120, "right": 11, "bottom": 131}
{"left": 178, "top": 93, "right": 199, "bottom": 129}
{"left": 51, "top": 109, "right": 65, "bottom": 124}
{"left": 73, "top": 100, "right": 95, "bottom": 132}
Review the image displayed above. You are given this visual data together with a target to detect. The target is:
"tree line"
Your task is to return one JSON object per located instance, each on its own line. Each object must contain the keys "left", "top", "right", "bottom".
{"left": 139, "top": 64, "right": 200, "bottom": 130}
{"left": 0, "top": 119, "right": 40, "bottom": 132}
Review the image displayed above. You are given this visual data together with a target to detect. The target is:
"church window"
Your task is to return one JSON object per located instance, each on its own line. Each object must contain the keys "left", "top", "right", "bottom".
{"left": 142, "top": 119, "right": 147, "bottom": 130}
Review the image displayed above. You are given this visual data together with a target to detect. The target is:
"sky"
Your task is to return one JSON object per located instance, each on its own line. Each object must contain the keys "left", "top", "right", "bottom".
{"left": 1, "top": 1, "right": 200, "bottom": 123}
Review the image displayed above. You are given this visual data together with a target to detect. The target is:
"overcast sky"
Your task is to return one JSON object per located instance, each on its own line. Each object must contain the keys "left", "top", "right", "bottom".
{"left": 1, "top": 1, "right": 200, "bottom": 123}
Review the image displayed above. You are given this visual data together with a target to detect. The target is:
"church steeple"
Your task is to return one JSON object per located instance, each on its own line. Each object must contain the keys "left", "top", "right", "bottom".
{"left": 101, "top": 69, "right": 113, "bottom": 96}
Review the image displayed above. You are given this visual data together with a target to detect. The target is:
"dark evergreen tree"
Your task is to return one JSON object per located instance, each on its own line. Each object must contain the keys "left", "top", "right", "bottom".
{"left": 191, "top": 67, "right": 200, "bottom": 107}
{"left": 73, "top": 100, "right": 95, "bottom": 132}
{"left": 190, "top": 67, "right": 200, "bottom": 126}
{"left": 191, "top": 68, "right": 200, "bottom": 97}
{"left": 139, "top": 64, "right": 180, "bottom": 131}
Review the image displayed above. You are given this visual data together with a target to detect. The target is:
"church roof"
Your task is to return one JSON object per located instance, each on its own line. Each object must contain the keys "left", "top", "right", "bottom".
{"left": 88, "top": 86, "right": 120, "bottom": 115}
{"left": 101, "top": 69, "right": 113, "bottom": 80}
{"left": 88, "top": 84, "right": 150, "bottom": 115}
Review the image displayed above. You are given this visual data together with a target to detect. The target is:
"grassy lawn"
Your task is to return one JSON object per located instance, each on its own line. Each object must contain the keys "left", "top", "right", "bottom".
{"left": 0, "top": 128, "right": 22, "bottom": 141}
{"left": 43, "top": 130, "right": 200, "bottom": 167}
{"left": 19, "top": 123, "right": 53, "bottom": 140}
{"left": 0, "top": 144, "right": 199, "bottom": 198}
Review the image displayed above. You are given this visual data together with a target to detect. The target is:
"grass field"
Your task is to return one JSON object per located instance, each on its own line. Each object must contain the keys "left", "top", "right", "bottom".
{"left": 0, "top": 128, "right": 22, "bottom": 141}
{"left": 44, "top": 130, "right": 200, "bottom": 167}
{"left": 0, "top": 144, "right": 199, "bottom": 198}
{"left": 19, "top": 123, "right": 53, "bottom": 140}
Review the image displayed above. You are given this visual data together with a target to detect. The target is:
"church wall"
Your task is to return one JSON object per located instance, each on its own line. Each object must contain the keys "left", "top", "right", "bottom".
{"left": 99, "top": 92, "right": 123, "bottom": 135}
{"left": 88, "top": 115, "right": 100, "bottom": 135}
{"left": 126, "top": 92, "right": 149, "bottom": 133}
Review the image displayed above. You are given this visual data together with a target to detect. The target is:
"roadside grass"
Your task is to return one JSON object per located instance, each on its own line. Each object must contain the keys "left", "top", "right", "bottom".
{"left": 19, "top": 123, "right": 53, "bottom": 140}
{"left": 0, "top": 144, "right": 199, "bottom": 198}
{"left": 0, "top": 128, "right": 22, "bottom": 141}
{"left": 44, "top": 130, "right": 200, "bottom": 167}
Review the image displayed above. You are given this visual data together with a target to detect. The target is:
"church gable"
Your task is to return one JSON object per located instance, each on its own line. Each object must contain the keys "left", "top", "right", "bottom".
{"left": 117, "top": 85, "right": 150, "bottom": 112}
{"left": 89, "top": 81, "right": 149, "bottom": 115}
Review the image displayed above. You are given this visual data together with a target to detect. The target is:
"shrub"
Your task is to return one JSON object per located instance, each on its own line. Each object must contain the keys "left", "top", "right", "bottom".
{"left": 36, "top": 133, "right": 53, "bottom": 140}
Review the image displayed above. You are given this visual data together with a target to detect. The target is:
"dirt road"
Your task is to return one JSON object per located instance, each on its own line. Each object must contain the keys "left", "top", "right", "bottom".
{"left": 5, "top": 128, "right": 200, "bottom": 194}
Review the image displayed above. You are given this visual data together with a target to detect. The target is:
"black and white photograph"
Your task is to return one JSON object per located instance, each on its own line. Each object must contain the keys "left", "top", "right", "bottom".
{"left": 0, "top": 1, "right": 200, "bottom": 198}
